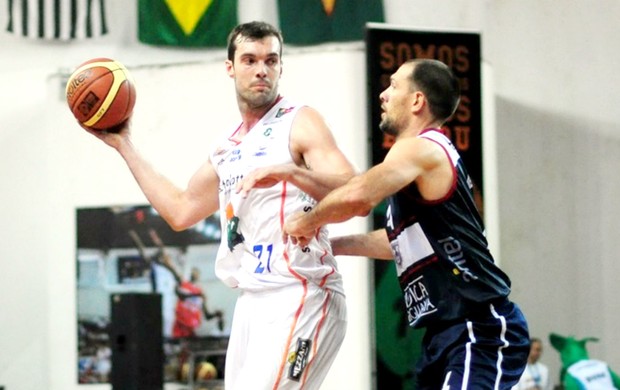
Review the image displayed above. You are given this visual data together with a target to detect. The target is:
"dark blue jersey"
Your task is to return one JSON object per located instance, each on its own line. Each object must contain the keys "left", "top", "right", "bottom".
{"left": 385, "top": 129, "right": 511, "bottom": 329}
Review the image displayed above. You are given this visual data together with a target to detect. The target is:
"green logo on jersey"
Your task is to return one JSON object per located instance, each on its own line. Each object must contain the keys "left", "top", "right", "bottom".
{"left": 225, "top": 202, "right": 244, "bottom": 250}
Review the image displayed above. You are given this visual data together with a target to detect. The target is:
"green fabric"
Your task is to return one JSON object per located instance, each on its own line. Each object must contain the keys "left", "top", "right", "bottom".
{"left": 550, "top": 333, "right": 620, "bottom": 389}
{"left": 138, "top": 0, "right": 237, "bottom": 47}
{"left": 278, "top": 0, "right": 384, "bottom": 45}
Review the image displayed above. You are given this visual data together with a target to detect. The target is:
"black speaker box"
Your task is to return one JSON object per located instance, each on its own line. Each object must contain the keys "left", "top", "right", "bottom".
{"left": 110, "top": 293, "right": 163, "bottom": 390}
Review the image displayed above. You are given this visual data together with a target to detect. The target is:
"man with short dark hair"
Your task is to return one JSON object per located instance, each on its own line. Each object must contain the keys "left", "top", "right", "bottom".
{"left": 83, "top": 20, "right": 353, "bottom": 390}
{"left": 275, "top": 59, "right": 530, "bottom": 389}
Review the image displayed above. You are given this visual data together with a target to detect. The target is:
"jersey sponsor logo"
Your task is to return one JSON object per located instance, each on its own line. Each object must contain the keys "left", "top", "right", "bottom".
{"left": 219, "top": 173, "right": 243, "bottom": 194}
{"left": 225, "top": 203, "right": 244, "bottom": 251}
{"left": 437, "top": 236, "right": 478, "bottom": 282}
{"left": 297, "top": 191, "right": 316, "bottom": 206}
{"left": 229, "top": 148, "right": 242, "bottom": 163}
{"left": 254, "top": 146, "right": 268, "bottom": 157}
{"left": 404, "top": 275, "right": 437, "bottom": 325}
{"left": 288, "top": 338, "right": 311, "bottom": 381}
{"left": 276, "top": 106, "right": 295, "bottom": 118}
{"left": 213, "top": 146, "right": 228, "bottom": 156}
{"left": 586, "top": 372, "right": 607, "bottom": 382}
{"left": 391, "top": 240, "right": 403, "bottom": 267}
{"left": 388, "top": 218, "right": 435, "bottom": 277}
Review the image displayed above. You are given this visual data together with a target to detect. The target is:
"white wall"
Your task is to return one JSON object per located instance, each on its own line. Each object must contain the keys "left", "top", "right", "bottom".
{"left": 2, "top": 1, "right": 620, "bottom": 389}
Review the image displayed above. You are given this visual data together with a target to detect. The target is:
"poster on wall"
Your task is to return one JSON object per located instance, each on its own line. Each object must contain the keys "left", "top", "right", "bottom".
{"left": 365, "top": 24, "right": 482, "bottom": 389}
{"left": 76, "top": 205, "right": 238, "bottom": 387}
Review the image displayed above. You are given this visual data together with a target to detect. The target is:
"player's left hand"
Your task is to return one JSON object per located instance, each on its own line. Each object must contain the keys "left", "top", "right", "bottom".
{"left": 236, "top": 163, "right": 296, "bottom": 198}
{"left": 283, "top": 211, "right": 316, "bottom": 247}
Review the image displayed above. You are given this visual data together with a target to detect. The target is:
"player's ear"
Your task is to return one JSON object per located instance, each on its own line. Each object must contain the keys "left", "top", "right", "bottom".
{"left": 225, "top": 59, "right": 235, "bottom": 78}
{"left": 411, "top": 91, "right": 425, "bottom": 114}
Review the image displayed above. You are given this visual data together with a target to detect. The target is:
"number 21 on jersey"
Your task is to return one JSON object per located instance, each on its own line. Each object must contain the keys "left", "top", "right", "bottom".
{"left": 253, "top": 243, "right": 273, "bottom": 273}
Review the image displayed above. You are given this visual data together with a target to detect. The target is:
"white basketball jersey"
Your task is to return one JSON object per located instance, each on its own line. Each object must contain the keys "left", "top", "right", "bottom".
{"left": 209, "top": 97, "right": 343, "bottom": 294}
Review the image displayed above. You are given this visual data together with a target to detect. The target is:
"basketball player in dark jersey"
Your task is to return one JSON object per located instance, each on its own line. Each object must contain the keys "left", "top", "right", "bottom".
{"left": 279, "top": 59, "right": 530, "bottom": 389}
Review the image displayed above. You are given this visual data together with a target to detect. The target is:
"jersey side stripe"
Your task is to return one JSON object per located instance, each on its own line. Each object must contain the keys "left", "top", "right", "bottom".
{"left": 318, "top": 250, "right": 335, "bottom": 288}
{"left": 302, "top": 289, "right": 332, "bottom": 386}
{"left": 491, "top": 304, "right": 509, "bottom": 390}
{"left": 273, "top": 180, "right": 309, "bottom": 389}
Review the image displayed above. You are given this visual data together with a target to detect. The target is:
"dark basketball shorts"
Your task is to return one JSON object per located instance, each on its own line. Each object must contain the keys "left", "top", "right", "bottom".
{"left": 416, "top": 299, "right": 530, "bottom": 389}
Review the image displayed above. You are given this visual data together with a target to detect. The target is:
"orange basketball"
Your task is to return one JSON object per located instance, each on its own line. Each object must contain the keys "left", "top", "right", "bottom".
{"left": 65, "top": 58, "right": 136, "bottom": 131}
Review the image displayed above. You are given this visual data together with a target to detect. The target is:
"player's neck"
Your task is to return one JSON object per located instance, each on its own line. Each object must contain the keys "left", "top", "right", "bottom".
{"left": 399, "top": 116, "right": 441, "bottom": 140}
{"left": 237, "top": 95, "right": 282, "bottom": 138}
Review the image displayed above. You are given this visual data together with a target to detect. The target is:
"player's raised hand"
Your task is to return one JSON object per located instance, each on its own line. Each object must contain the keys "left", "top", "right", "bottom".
{"left": 236, "top": 163, "right": 296, "bottom": 198}
{"left": 79, "top": 118, "right": 131, "bottom": 150}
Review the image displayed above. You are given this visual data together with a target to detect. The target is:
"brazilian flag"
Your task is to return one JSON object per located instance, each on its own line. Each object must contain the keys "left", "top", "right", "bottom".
{"left": 138, "top": 0, "right": 237, "bottom": 47}
{"left": 278, "top": 0, "right": 384, "bottom": 45}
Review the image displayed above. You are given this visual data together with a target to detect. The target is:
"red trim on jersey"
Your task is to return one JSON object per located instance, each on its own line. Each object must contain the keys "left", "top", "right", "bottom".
{"left": 272, "top": 252, "right": 309, "bottom": 389}
{"left": 279, "top": 181, "right": 287, "bottom": 227}
{"left": 420, "top": 127, "right": 446, "bottom": 136}
{"left": 318, "top": 250, "right": 335, "bottom": 288}
{"left": 230, "top": 95, "right": 284, "bottom": 143}
{"left": 227, "top": 123, "right": 243, "bottom": 145}
{"left": 400, "top": 255, "right": 439, "bottom": 281}
{"left": 278, "top": 181, "right": 307, "bottom": 281}
{"left": 273, "top": 180, "right": 310, "bottom": 389}
{"left": 417, "top": 131, "right": 458, "bottom": 204}
{"left": 319, "top": 250, "right": 327, "bottom": 265}
{"left": 302, "top": 290, "right": 332, "bottom": 386}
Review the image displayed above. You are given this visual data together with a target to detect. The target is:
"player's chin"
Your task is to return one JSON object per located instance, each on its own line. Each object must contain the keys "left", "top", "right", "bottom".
{"left": 248, "top": 88, "right": 274, "bottom": 102}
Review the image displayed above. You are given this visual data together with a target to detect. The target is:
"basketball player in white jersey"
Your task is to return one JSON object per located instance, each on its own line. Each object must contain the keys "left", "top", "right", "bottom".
{"left": 83, "top": 21, "right": 354, "bottom": 390}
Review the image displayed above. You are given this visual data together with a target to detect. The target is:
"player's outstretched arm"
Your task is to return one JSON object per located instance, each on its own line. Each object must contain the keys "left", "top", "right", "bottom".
{"left": 283, "top": 136, "right": 440, "bottom": 245}
{"left": 83, "top": 119, "right": 220, "bottom": 231}
{"left": 330, "top": 230, "right": 393, "bottom": 260}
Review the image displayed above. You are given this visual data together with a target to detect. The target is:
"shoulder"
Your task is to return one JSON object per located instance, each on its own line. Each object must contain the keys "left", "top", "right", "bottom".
{"left": 292, "top": 105, "right": 327, "bottom": 127}
{"left": 385, "top": 135, "right": 446, "bottom": 166}
{"left": 290, "top": 105, "right": 334, "bottom": 147}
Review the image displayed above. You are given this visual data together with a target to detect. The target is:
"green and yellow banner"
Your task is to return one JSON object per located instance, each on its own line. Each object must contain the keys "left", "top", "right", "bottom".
{"left": 138, "top": 0, "right": 237, "bottom": 47}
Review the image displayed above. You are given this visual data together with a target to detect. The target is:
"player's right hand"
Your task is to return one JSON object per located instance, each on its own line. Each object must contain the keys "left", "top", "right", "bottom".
{"left": 79, "top": 118, "right": 131, "bottom": 149}
{"left": 283, "top": 211, "right": 316, "bottom": 247}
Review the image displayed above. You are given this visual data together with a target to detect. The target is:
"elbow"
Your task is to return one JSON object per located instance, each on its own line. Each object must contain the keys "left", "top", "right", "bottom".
{"left": 164, "top": 214, "right": 194, "bottom": 232}
{"left": 168, "top": 223, "right": 187, "bottom": 233}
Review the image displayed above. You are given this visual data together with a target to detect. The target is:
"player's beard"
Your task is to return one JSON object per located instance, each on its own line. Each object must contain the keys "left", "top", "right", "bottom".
{"left": 379, "top": 116, "right": 398, "bottom": 136}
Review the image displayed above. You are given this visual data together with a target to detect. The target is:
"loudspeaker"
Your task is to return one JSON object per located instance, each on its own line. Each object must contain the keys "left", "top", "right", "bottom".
{"left": 110, "top": 293, "right": 163, "bottom": 390}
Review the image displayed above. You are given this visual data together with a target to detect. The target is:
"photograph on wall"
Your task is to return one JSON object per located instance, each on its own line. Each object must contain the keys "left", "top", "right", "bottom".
{"left": 76, "top": 205, "right": 238, "bottom": 388}
{"left": 365, "top": 24, "right": 482, "bottom": 389}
